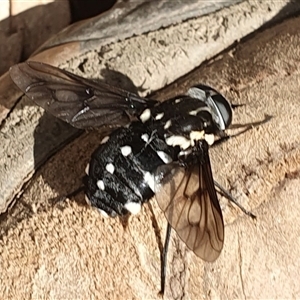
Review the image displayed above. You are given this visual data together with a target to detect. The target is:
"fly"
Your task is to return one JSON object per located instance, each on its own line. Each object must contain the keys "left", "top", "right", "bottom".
{"left": 10, "top": 61, "right": 269, "bottom": 295}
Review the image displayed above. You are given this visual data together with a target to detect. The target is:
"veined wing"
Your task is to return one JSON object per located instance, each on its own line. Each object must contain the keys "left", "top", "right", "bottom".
{"left": 155, "top": 154, "right": 224, "bottom": 261}
{"left": 10, "top": 61, "right": 158, "bottom": 129}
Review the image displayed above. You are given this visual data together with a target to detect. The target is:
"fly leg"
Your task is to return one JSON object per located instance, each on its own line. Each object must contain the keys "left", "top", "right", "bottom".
{"left": 214, "top": 114, "right": 273, "bottom": 147}
{"left": 211, "top": 115, "right": 273, "bottom": 218}
{"left": 159, "top": 222, "right": 172, "bottom": 296}
{"left": 214, "top": 181, "right": 256, "bottom": 218}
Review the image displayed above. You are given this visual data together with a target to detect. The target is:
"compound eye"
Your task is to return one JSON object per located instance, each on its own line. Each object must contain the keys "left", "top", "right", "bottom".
{"left": 187, "top": 85, "right": 233, "bottom": 130}
{"left": 211, "top": 94, "right": 232, "bottom": 129}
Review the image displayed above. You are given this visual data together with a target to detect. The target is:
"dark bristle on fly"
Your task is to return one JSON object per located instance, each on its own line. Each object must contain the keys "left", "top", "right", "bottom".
{"left": 9, "top": 61, "right": 270, "bottom": 296}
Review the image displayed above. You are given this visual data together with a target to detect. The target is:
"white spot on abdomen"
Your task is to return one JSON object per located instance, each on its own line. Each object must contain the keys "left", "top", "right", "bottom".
{"left": 85, "top": 163, "right": 90, "bottom": 175}
{"left": 85, "top": 195, "right": 91, "bottom": 205}
{"left": 140, "top": 108, "right": 151, "bottom": 123}
{"left": 98, "top": 209, "right": 109, "bottom": 218}
{"left": 120, "top": 145, "right": 132, "bottom": 157}
{"left": 141, "top": 133, "right": 149, "bottom": 143}
{"left": 124, "top": 202, "right": 142, "bottom": 215}
{"left": 156, "top": 151, "right": 172, "bottom": 164}
{"left": 97, "top": 180, "right": 105, "bottom": 190}
{"left": 155, "top": 112, "right": 164, "bottom": 120}
{"left": 144, "top": 172, "right": 155, "bottom": 192}
{"left": 164, "top": 120, "right": 172, "bottom": 129}
{"left": 100, "top": 136, "right": 110, "bottom": 144}
{"left": 106, "top": 163, "right": 115, "bottom": 174}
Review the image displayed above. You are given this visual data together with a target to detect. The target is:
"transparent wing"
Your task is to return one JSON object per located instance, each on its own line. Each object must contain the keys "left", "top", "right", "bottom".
{"left": 9, "top": 61, "right": 158, "bottom": 129}
{"left": 155, "top": 156, "right": 224, "bottom": 262}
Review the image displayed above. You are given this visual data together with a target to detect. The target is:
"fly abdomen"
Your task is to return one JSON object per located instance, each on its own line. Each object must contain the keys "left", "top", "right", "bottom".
{"left": 84, "top": 122, "right": 179, "bottom": 217}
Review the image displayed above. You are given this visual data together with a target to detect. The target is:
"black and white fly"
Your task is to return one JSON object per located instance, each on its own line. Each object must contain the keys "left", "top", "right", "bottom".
{"left": 10, "top": 61, "right": 256, "bottom": 294}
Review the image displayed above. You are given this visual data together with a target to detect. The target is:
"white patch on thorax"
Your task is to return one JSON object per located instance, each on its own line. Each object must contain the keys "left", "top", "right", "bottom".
{"left": 155, "top": 112, "right": 164, "bottom": 120}
{"left": 156, "top": 151, "right": 172, "bottom": 164}
{"left": 144, "top": 172, "right": 155, "bottom": 192}
{"left": 188, "top": 106, "right": 211, "bottom": 116}
{"left": 106, "top": 163, "right": 115, "bottom": 174}
{"left": 189, "top": 130, "right": 205, "bottom": 146}
{"left": 205, "top": 133, "right": 215, "bottom": 145}
{"left": 140, "top": 108, "right": 151, "bottom": 123}
{"left": 165, "top": 135, "right": 190, "bottom": 150}
{"left": 100, "top": 136, "right": 110, "bottom": 144}
{"left": 164, "top": 120, "right": 172, "bottom": 129}
{"left": 120, "top": 145, "right": 132, "bottom": 157}
{"left": 124, "top": 202, "right": 142, "bottom": 215}
{"left": 97, "top": 180, "right": 105, "bottom": 190}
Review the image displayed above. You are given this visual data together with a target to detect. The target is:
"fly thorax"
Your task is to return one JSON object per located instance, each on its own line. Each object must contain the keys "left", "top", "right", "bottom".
{"left": 164, "top": 129, "right": 215, "bottom": 152}
{"left": 163, "top": 112, "right": 216, "bottom": 151}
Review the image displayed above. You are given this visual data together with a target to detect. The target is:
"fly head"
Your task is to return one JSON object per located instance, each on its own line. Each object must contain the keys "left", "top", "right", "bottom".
{"left": 187, "top": 84, "right": 232, "bottom": 134}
